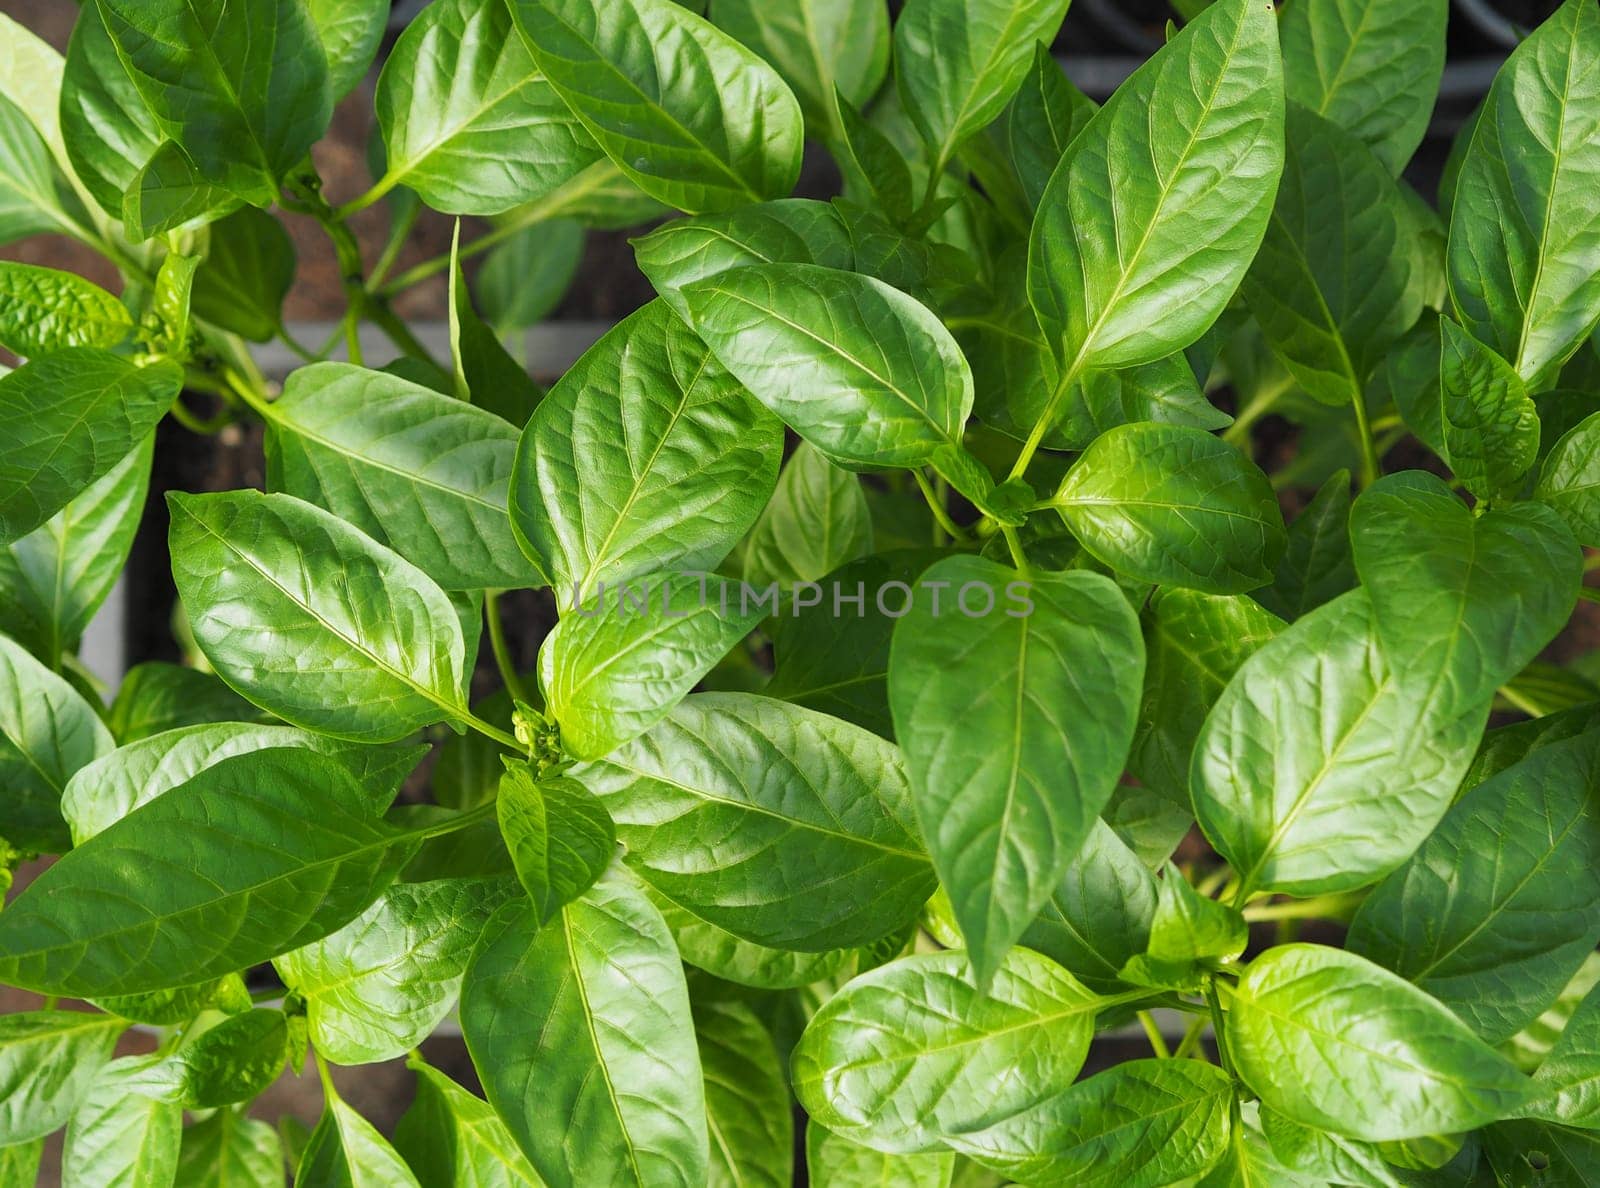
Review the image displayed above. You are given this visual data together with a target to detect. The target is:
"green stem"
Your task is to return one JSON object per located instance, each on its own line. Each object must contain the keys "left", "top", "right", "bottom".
{"left": 914, "top": 470, "right": 970, "bottom": 543}
{"left": 1008, "top": 352, "right": 1086, "bottom": 483}
{"left": 1221, "top": 376, "right": 1293, "bottom": 447}
{"left": 1137, "top": 1011, "right": 1172, "bottom": 1059}
{"left": 367, "top": 298, "right": 447, "bottom": 371}
{"left": 333, "top": 169, "right": 401, "bottom": 222}
{"left": 1240, "top": 890, "right": 1365, "bottom": 923}
{"left": 413, "top": 799, "right": 500, "bottom": 840}
{"left": 1583, "top": 552, "right": 1600, "bottom": 573}
{"left": 368, "top": 200, "right": 421, "bottom": 291}
{"left": 168, "top": 397, "right": 233, "bottom": 434}
{"left": 1578, "top": 586, "right": 1600, "bottom": 605}
{"left": 485, "top": 591, "right": 529, "bottom": 703}
{"left": 1350, "top": 395, "right": 1381, "bottom": 489}
{"left": 277, "top": 324, "right": 321, "bottom": 364}
{"left": 463, "top": 711, "right": 522, "bottom": 752}
{"left": 1204, "top": 981, "right": 1235, "bottom": 1077}
{"left": 1171, "top": 1014, "right": 1209, "bottom": 1061}
{"left": 1001, "top": 525, "right": 1030, "bottom": 573}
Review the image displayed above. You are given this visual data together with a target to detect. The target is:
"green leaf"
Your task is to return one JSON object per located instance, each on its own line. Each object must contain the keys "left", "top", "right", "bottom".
{"left": 1447, "top": 0, "right": 1600, "bottom": 389}
{"left": 105, "top": 661, "right": 271, "bottom": 743}
{"left": 1228, "top": 944, "right": 1533, "bottom": 1141}
{"left": 1279, "top": 0, "right": 1446, "bottom": 174}
{"left": 943, "top": 1059, "right": 1235, "bottom": 1187}
{"left": 496, "top": 763, "right": 614, "bottom": 922}
{"left": 191, "top": 206, "right": 295, "bottom": 342}
{"left": 1258, "top": 1107, "right": 1403, "bottom": 1188}
{"left": 893, "top": 0, "right": 1070, "bottom": 175}
{"left": 711, "top": 0, "right": 890, "bottom": 141}
{"left": 1129, "top": 587, "right": 1283, "bottom": 810}
{"left": 96, "top": 0, "right": 332, "bottom": 202}
{"left": 1437, "top": 320, "right": 1541, "bottom": 498}
{"left": 0, "top": 433, "right": 149, "bottom": 664}
{"left": 1240, "top": 103, "right": 1424, "bottom": 407}
{"left": 1192, "top": 590, "right": 1489, "bottom": 898}
{"left": 394, "top": 1059, "right": 544, "bottom": 1188}
{"left": 1144, "top": 862, "right": 1247, "bottom": 965}
{"left": 1052, "top": 423, "right": 1286, "bottom": 594}
{"left": 0, "top": 747, "right": 428, "bottom": 996}
{"left": 1350, "top": 471, "right": 1581, "bottom": 721}
{"left": 163, "top": 1009, "right": 289, "bottom": 1108}
{"left": 60, "top": 1055, "right": 182, "bottom": 1188}
{"left": 264, "top": 362, "right": 544, "bottom": 591}
{"left": 1483, "top": 1118, "right": 1600, "bottom": 1185}
{"left": 510, "top": 0, "right": 804, "bottom": 214}
{"left": 889, "top": 558, "right": 1141, "bottom": 983}
{"left": 448, "top": 225, "right": 545, "bottom": 427}
{"left": 461, "top": 868, "right": 709, "bottom": 1187}
{"left": 572, "top": 693, "right": 935, "bottom": 951}
{"left": 0, "top": 1138, "right": 41, "bottom": 1188}
{"left": 510, "top": 301, "right": 782, "bottom": 601}
{"left": 991, "top": 44, "right": 1097, "bottom": 212}
{"left": 0, "top": 629, "right": 114, "bottom": 852}
{"left": 741, "top": 443, "right": 873, "bottom": 587}
{"left": 805, "top": 1122, "right": 953, "bottom": 1188}
{"left": 1537, "top": 411, "right": 1600, "bottom": 547}
{"left": 0, "top": 1011, "right": 123, "bottom": 1145}
{"left": 0, "top": 262, "right": 130, "bottom": 358}
{"left": 299, "top": 1088, "right": 421, "bottom": 1188}
{"left": 1348, "top": 730, "right": 1600, "bottom": 1045}
{"left": 168, "top": 489, "right": 469, "bottom": 743}
{"left": 834, "top": 93, "right": 916, "bottom": 223}
{"left": 175, "top": 1108, "right": 282, "bottom": 1188}
{"left": 682, "top": 263, "right": 972, "bottom": 468}
{"left": 58, "top": 1, "right": 163, "bottom": 220}
{"left": 792, "top": 948, "right": 1098, "bottom": 1153}
{"left": 1027, "top": 0, "right": 1283, "bottom": 372}
{"left": 276, "top": 877, "right": 508, "bottom": 1065}
{"left": 476, "top": 218, "right": 585, "bottom": 333}
{"left": 121, "top": 138, "right": 242, "bottom": 240}
{"left": 0, "top": 91, "right": 75, "bottom": 248}
{"left": 0, "top": 350, "right": 178, "bottom": 544}
{"left": 695, "top": 1001, "right": 792, "bottom": 1188}
{"left": 642, "top": 879, "right": 854, "bottom": 989}
{"left": 1256, "top": 469, "right": 1357, "bottom": 621}
{"left": 306, "top": 0, "right": 388, "bottom": 100}
{"left": 1520, "top": 976, "right": 1600, "bottom": 1126}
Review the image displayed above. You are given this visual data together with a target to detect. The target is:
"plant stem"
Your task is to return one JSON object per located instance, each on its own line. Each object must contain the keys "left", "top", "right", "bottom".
{"left": 1578, "top": 586, "right": 1600, "bottom": 605}
{"left": 1350, "top": 395, "right": 1381, "bottom": 489}
{"left": 167, "top": 398, "right": 234, "bottom": 434}
{"left": 1584, "top": 552, "right": 1600, "bottom": 573}
{"left": 333, "top": 169, "right": 401, "bottom": 222}
{"left": 463, "top": 711, "right": 522, "bottom": 752}
{"left": 277, "top": 324, "right": 322, "bottom": 364}
{"left": 914, "top": 470, "right": 969, "bottom": 543}
{"left": 413, "top": 799, "right": 500, "bottom": 840}
{"left": 1137, "top": 1011, "right": 1171, "bottom": 1059}
{"left": 1008, "top": 355, "right": 1085, "bottom": 483}
{"left": 485, "top": 591, "right": 529, "bottom": 703}
{"left": 1240, "top": 890, "right": 1365, "bottom": 923}
{"left": 367, "top": 298, "right": 448, "bottom": 371}
{"left": 1204, "top": 981, "right": 1235, "bottom": 1076}
{"left": 367, "top": 200, "right": 421, "bottom": 291}
{"left": 1171, "top": 1014, "right": 1209, "bottom": 1061}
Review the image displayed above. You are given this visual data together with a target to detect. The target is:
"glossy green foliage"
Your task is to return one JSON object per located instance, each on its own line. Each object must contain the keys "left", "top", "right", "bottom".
{"left": 0, "top": 1011, "right": 123, "bottom": 1145}
{"left": 394, "top": 1059, "right": 544, "bottom": 1187}
{"left": 0, "top": 263, "right": 130, "bottom": 359}
{"left": 496, "top": 762, "right": 614, "bottom": 921}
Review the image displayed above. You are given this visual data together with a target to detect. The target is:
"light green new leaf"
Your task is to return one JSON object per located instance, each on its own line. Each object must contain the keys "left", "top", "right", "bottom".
{"left": 1437, "top": 319, "right": 1541, "bottom": 498}
{"left": 1145, "top": 863, "right": 1247, "bottom": 965}
{"left": 1256, "top": 468, "right": 1357, "bottom": 621}
{"left": 889, "top": 558, "right": 1142, "bottom": 984}
{"left": 1028, "top": 0, "right": 1283, "bottom": 372}
{"left": 277, "top": 877, "right": 508, "bottom": 1065}
{"left": 792, "top": 948, "right": 1099, "bottom": 1154}
{"left": 298, "top": 1089, "right": 421, "bottom": 1188}
{"left": 1279, "top": 0, "right": 1447, "bottom": 174}
{"left": 166, "top": 1009, "right": 288, "bottom": 1108}
{"left": 264, "top": 362, "right": 544, "bottom": 591}
{"left": 0, "top": 92, "right": 74, "bottom": 248}
{"left": 0, "top": 1138, "right": 41, "bottom": 1188}
{"left": 394, "top": 1060, "right": 544, "bottom": 1188}
{"left": 0, "top": 630, "right": 114, "bottom": 852}
{"left": 1519, "top": 976, "right": 1600, "bottom": 1127}
{"left": 511, "top": 301, "right": 782, "bottom": 602}
{"left": 375, "top": 0, "right": 599, "bottom": 216}
{"left": 742, "top": 443, "right": 873, "bottom": 587}
{"left": 893, "top": 0, "right": 1070, "bottom": 175}
{"left": 1192, "top": 589, "right": 1488, "bottom": 899}
{"left": 1240, "top": 104, "right": 1423, "bottom": 407}
{"left": 1537, "top": 411, "right": 1600, "bottom": 546}
{"left": 307, "top": 0, "right": 388, "bottom": 100}
{"left": 0, "top": 1011, "right": 123, "bottom": 1146}
{"left": 943, "top": 1058, "right": 1234, "bottom": 1187}
{"left": 191, "top": 206, "right": 296, "bottom": 342}
{"left": 61, "top": 1055, "right": 182, "bottom": 1188}
{"left": 541, "top": 574, "right": 763, "bottom": 758}
{"left": 805, "top": 1122, "right": 952, "bottom": 1188}
{"left": 169, "top": 489, "right": 468, "bottom": 743}
{"left": 1228, "top": 944, "right": 1533, "bottom": 1141}
{"left": 58, "top": 1, "right": 163, "bottom": 220}
{"left": 696, "top": 1002, "right": 792, "bottom": 1188}
{"left": 1448, "top": 0, "right": 1600, "bottom": 389}
{"left": 1348, "top": 731, "right": 1600, "bottom": 1045}
{"left": 511, "top": 0, "right": 803, "bottom": 213}
{"left": 0, "top": 748, "right": 428, "bottom": 997}
{"left": 1350, "top": 471, "right": 1581, "bottom": 721}
{"left": 496, "top": 764, "right": 614, "bottom": 922}
{"left": 174, "top": 1108, "right": 282, "bottom": 1188}
{"left": 1053, "top": 423, "right": 1286, "bottom": 594}
{"left": 642, "top": 881, "right": 855, "bottom": 990}
{"left": 573, "top": 693, "right": 935, "bottom": 951}
{"left": 681, "top": 263, "right": 972, "bottom": 469}
{"left": 461, "top": 869, "right": 709, "bottom": 1187}
{"left": 0, "top": 349, "right": 178, "bottom": 544}
{"left": 0, "top": 262, "right": 130, "bottom": 358}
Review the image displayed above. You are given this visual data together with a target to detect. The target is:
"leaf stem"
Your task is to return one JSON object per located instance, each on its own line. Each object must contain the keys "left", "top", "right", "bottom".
{"left": 1349, "top": 395, "right": 1381, "bottom": 489}
{"left": 1171, "top": 1014, "right": 1209, "bottom": 1061}
{"left": 914, "top": 470, "right": 970, "bottom": 543}
{"left": 1577, "top": 586, "right": 1600, "bottom": 605}
{"left": 277, "top": 324, "right": 322, "bottom": 364}
{"left": 1001, "top": 525, "right": 1030, "bottom": 574}
{"left": 1137, "top": 1010, "right": 1171, "bottom": 1058}
{"left": 413, "top": 799, "right": 500, "bottom": 840}
{"left": 1584, "top": 552, "right": 1600, "bottom": 573}
{"left": 333, "top": 169, "right": 401, "bottom": 222}
{"left": 485, "top": 591, "right": 530, "bottom": 704}
{"left": 1203, "top": 981, "right": 1235, "bottom": 1077}
{"left": 1240, "top": 890, "right": 1365, "bottom": 923}
{"left": 1008, "top": 352, "right": 1086, "bottom": 483}
{"left": 167, "top": 397, "right": 233, "bottom": 435}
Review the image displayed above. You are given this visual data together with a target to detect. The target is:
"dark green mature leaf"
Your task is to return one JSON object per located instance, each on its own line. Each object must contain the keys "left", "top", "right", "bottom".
{"left": 511, "top": 301, "right": 782, "bottom": 601}
{"left": 497, "top": 764, "right": 614, "bottom": 922}
{"left": 1279, "top": 0, "right": 1447, "bottom": 175}
{"left": 1536, "top": 411, "right": 1600, "bottom": 546}
{"left": 1449, "top": 0, "right": 1600, "bottom": 390}
{"left": 306, "top": 0, "right": 387, "bottom": 100}
{"left": 541, "top": 574, "right": 762, "bottom": 758}
{"left": 174, "top": 1108, "right": 281, "bottom": 1188}
{"left": 1257, "top": 469, "right": 1357, "bottom": 621}
{"left": 462, "top": 869, "right": 709, "bottom": 1187}
{"left": 60, "top": 1054, "right": 183, "bottom": 1188}
{"left": 805, "top": 1122, "right": 953, "bottom": 1188}
{"left": 106, "top": 662, "right": 271, "bottom": 743}
{"left": 1348, "top": 731, "right": 1600, "bottom": 1044}
{"left": 944, "top": 1059, "right": 1235, "bottom": 1187}
{"left": 299, "top": 1087, "right": 421, "bottom": 1188}
{"left": 0, "top": 350, "right": 178, "bottom": 544}
{"left": 191, "top": 206, "right": 295, "bottom": 342}
{"left": 511, "top": 0, "right": 803, "bottom": 213}
{"left": 1130, "top": 587, "right": 1283, "bottom": 810}
{"left": 682, "top": 263, "right": 972, "bottom": 469}
{"left": 1192, "top": 590, "right": 1488, "bottom": 899}
{"left": 394, "top": 1059, "right": 544, "bottom": 1188}
{"left": 169, "top": 490, "right": 469, "bottom": 743}
{"left": 264, "top": 362, "right": 544, "bottom": 591}
{"left": 1053, "top": 424, "right": 1286, "bottom": 594}
{"left": 643, "top": 880, "right": 854, "bottom": 989}
{"left": 1519, "top": 976, "right": 1600, "bottom": 1126}
{"left": 1437, "top": 320, "right": 1541, "bottom": 498}
{"left": 122, "top": 138, "right": 242, "bottom": 239}
{"left": 1483, "top": 1118, "right": 1600, "bottom": 1184}
{"left": 0, "top": 1011, "right": 123, "bottom": 1145}
{"left": 695, "top": 1001, "right": 792, "bottom": 1188}
{"left": 889, "top": 558, "right": 1141, "bottom": 983}
{"left": 0, "top": 262, "right": 130, "bottom": 358}
{"left": 0, "top": 748, "right": 427, "bottom": 997}
{"left": 58, "top": 1, "right": 165, "bottom": 219}
{"left": 574, "top": 693, "right": 934, "bottom": 950}
{"left": 742, "top": 443, "right": 873, "bottom": 587}
{"left": 792, "top": 948, "right": 1098, "bottom": 1153}
{"left": 1228, "top": 944, "right": 1533, "bottom": 1141}
{"left": 1351, "top": 471, "right": 1581, "bottom": 721}
{"left": 1028, "top": 0, "right": 1283, "bottom": 373}
{"left": 0, "top": 629, "right": 113, "bottom": 852}
{"left": 1241, "top": 104, "right": 1423, "bottom": 407}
